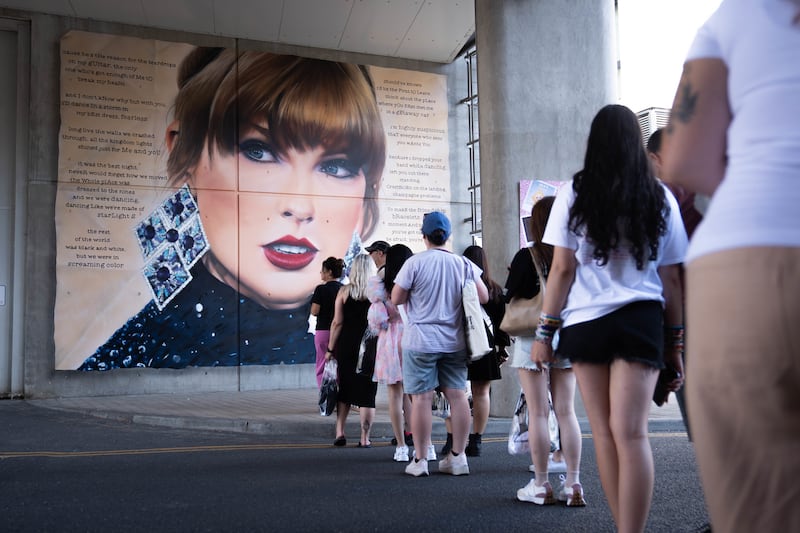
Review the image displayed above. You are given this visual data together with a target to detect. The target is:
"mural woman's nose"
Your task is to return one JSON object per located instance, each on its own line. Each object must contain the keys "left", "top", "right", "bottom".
{"left": 281, "top": 196, "right": 314, "bottom": 223}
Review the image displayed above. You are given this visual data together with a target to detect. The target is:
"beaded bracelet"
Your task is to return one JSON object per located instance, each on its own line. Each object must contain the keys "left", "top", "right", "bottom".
{"left": 664, "top": 325, "right": 685, "bottom": 352}
{"left": 534, "top": 313, "right": 562, "bottom": 345}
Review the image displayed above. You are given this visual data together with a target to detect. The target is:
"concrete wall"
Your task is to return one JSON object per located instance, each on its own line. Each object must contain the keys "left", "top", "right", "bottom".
{"left": 475, "top": 0, "right": 618, "bottom": 415}
{"left": 6, "top": 3, "right": 619, "bottom": 400}
{"left": 5, "top": 8, "right": 465, "bottom": 398}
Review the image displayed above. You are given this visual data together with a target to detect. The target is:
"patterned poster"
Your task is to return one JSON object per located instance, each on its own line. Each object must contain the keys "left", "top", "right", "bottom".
{"left": 518, "top": 180, "right": 562, "bottom": 247}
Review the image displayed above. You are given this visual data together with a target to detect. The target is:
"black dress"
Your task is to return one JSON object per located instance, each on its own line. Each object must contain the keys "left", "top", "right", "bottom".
{"left": 467, "top": 291, "right": 510, "bottom": 382}
{"left": 335, "top": 295, "right": 378, "bottom": 408}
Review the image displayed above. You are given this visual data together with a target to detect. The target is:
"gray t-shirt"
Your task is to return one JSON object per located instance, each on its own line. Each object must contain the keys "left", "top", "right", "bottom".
{"left": 395, "top": 248, "right": 482, "bottom": 353}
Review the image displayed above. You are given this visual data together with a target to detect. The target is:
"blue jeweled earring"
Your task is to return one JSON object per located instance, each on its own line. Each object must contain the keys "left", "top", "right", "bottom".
{"left": 343, "top": 230, "right": 364, "bottom": 277}
{"left": 134, "top": 184, "right": 209, "bottom": 309}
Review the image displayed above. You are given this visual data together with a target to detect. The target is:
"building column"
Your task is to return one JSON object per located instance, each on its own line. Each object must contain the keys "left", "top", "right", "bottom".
{"left": 475, "top": 0, "right": 618, "bottom": 416}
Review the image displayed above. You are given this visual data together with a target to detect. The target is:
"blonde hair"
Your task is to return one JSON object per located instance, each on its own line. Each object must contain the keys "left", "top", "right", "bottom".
{"left": 347, "top": 254, "right": 375, "bottom": 300}
{"left": 168, "top": 48, "right": 386, "bottom": 238}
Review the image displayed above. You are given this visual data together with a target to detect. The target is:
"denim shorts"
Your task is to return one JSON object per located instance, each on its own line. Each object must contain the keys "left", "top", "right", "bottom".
{"left": 402, "top": 348, "right": 469, "bottom": 395}
{"left": 510, "top": 335, "right": 572, "bottom": 371}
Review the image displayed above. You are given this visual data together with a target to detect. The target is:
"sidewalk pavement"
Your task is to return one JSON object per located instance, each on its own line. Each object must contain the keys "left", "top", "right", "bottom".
{"left": 25, "top": 387, "right": 686, "bottom": 442}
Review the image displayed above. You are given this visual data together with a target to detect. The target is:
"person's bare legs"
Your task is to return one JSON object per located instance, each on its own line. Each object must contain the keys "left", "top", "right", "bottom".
{"left": 470, "top": 380, "right": 491, "bottom": 434}
{"left": 518, "top": 368, "right": 551, "bottom": 485}
{"left": 574, "top": 360, "right": 658, "bottom": 533}
{"left": 442, "top": 387, "right": 470, "bottom": 454}
{"left": 403, "top": 394, "right": 413, "bottom": 436}
{"left": 335, "top": 402, "right": 350, "bottom": 440}
{"left": 550, "top": 368, "right": 582, "bottom": 485}
{"left": 410, "top": 390, "right": 434, "bottom": 459}
{"left": 609, "top": 360, "right": 658, "bottom": 533}
{"left": 359, "top": 406, "right": 375, "bottom": 446}
{"left": 387, "top": 382, "right": 405, "bottom": 446}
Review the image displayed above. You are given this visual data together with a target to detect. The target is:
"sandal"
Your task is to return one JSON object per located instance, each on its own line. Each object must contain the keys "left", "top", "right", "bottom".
{"left": 333, "top": 436, "right": 346, "bottom": 447}
{"left": 356, "top": 442, "right": 372, "bottom": 448}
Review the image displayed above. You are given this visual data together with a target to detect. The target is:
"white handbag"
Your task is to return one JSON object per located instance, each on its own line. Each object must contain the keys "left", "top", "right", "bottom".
{"left": 462, "top": 258, "right": 492, "bottom": 361}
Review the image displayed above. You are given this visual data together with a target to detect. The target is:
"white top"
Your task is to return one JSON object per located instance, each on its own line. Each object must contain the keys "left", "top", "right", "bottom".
{"left": 543, "top": 183, "right": 687, "bottom": 328}
{"left": 684, "top": 0, "right": 800, "bottom": 263}
{"left": 394, "top": 249, "right": 482, "bottom": 353}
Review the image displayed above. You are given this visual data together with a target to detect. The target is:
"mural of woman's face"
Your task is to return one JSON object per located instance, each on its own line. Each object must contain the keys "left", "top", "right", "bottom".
{"left": 187, "top": 123, "right": 366, "bottom": 309}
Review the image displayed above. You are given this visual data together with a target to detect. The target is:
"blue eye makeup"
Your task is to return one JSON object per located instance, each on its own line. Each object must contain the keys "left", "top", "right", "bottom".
{"left": 239, "top": 134, "right": 362, "bottom": 181}
{"left": 319, "top": 158, "right": 361, "bottom": 179}
{"left": 239, "top": 139, "right": 276, "bottom": 163}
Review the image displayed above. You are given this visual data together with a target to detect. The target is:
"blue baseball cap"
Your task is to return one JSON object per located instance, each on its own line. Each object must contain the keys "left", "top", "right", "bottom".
{"left": 421, "top": 211, "right": 451, "bottom": 240}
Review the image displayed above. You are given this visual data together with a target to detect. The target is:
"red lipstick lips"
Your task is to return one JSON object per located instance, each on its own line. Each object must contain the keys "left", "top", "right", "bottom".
{"left": 262, "top": 236, "right": 317, "bottom": 270}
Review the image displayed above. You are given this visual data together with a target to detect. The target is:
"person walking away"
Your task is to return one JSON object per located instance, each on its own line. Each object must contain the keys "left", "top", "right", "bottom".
{"left": 647, "top": 127, "right": 702, "bottom": 438}
{"left": 392, "top": 212, "right": 488, "bottom": 477}
{"left": 365, "top": 240, "right": 389, "bottom": 279}
{"left": 508, "top": 196, "right": 585, "bottom": 507}
{"left": 532, "top": 104, "right": 687, "bottom": 533}
{"left": 311, "top": 257, "right": 344, "bottom": 387}
{"left": 326, "top": 254, "right": 379, "bottom": 448}
{"left": 461, "top": 245, "right": 510, "bottom": 457}
{"left": 367, "top": 244, "right": 414, "bottom": 462}
{"left": 662, "top": 1, "right": 800, "bottom": 530}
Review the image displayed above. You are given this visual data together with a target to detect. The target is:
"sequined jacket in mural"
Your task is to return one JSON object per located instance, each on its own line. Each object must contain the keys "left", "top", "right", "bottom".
{"left": 80, "top": 262, "right": 315, "bottom": 370}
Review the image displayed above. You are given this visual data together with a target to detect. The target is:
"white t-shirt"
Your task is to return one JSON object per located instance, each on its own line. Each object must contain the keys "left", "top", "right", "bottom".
{"left": 543, "top": 182, "right": 687, "bottom": 328}
{"left": 394, "top": 248, "right": 482, "bottom": 353}
{"left": 683, "top": 0, "right": 800, "bottom": 263}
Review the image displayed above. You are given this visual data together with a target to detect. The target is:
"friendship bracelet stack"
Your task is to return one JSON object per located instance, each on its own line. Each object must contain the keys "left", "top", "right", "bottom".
{"left": 534, "top": 313, "right": 562, "bottom": 345}
{"left": 664, "top": 325, "right": 685, "bottom": 353}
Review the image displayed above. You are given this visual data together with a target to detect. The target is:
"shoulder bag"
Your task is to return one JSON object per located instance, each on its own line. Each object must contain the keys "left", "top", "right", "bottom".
{"left": 462, "top": 257, "right": 493, "bottom": 361}
{"left": 500, "top": 248, "right": 544, "bottom": 337}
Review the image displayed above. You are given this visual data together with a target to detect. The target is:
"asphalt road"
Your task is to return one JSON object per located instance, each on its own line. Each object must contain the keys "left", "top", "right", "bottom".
{"left": 0, "top": 401, "right": 710, "bottom": 532}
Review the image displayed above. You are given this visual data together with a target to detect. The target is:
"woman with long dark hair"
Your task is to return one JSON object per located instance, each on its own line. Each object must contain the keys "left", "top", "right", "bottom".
{"left": 459, "top": 245, "right": 510, "bottom": 457}
{"left": 367, "top": 244, "right": 414, "bottom": 462}
{"left": 532, "top": 104, "right": 687, "bottom": 532}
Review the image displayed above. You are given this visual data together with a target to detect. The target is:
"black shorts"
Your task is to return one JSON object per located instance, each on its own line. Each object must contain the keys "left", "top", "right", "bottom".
{"left": 556, "top": 300, "right": 664, "bottom": 369}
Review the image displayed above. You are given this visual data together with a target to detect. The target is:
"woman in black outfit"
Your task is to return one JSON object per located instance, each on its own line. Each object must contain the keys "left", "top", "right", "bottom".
{"left": 326, "top": 254, "right": 378, "bottom": 447}
{"left": 311, "top": 257, "right": 345, "bottom": 387}
{"left": 441, "top": 245, "right": 509, "bottom": 457}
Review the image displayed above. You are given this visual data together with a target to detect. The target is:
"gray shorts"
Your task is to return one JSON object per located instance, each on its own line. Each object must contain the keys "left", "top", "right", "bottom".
{"left": 402, "top": 348, "right": 469, "bottom": 394}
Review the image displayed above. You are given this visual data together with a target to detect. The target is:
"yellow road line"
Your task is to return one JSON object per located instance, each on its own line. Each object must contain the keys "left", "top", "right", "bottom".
{"left": 0, "top": 443, "right": 330, "bottom": 459}
{"left": 0, "top": 431, "right": 687, "bottom": 459}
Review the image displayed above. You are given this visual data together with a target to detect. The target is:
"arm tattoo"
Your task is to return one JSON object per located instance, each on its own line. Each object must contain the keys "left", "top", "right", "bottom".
{"left": 666, "top": 65, "right": 699, "bottom": 133}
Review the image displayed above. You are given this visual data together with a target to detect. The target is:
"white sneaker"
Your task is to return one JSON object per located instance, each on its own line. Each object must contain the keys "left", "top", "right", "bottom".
{"left": 405, "top": 458, "right": 429, "bottom": 477}
{"left": 517, "top": 479, "right": 555, "bottom": 505}
{"left": 438, "top": 452, "right": 470, "bottom": 475}
{"left": 555, "top": 474, "right": 586, "bottom": 507}
{"left": 413, "top": 444, "right": 437, "bottom": 461}
{"left": 529, "top": 454, "right": 567, "bottom": 474}
{"left": 393, "top": 445, "right": 409, "bottom": 462}
{"left": 549, "top": 455, "right": 567, "bottom": 473}
{"left": 427, "top": 444, "right": 437, "bottom": 461}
